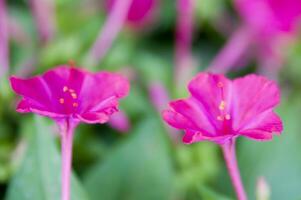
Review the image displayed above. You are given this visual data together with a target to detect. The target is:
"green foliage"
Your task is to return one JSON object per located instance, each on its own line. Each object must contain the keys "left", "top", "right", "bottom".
{"left": 175, "top": 143, "right": 220, "bottom": 190}
{"left": 5, "top": 117, "right": 88, "bottom": 200}
{"left": 83, "top": 118, "right": 175, "bottom": 200}
{"left": 197, "top": 185, "right": 233, "bottom": 200}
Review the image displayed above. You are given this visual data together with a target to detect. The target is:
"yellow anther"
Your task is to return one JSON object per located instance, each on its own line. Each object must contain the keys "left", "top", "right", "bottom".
{"left": 63, "top": 86, "right": 68, "bottom": 92}
{"left": 225, "top": 114, "right": 231, "bottom": 120}
{"left": 217, "top": 116, "right": 223, "bottom": 121}
{"left": 71, "top": 93, "right": 77, "bottom": 99}
{"left": 72, "top": 102, "right": 78, "bottom": 107}
{"left": 217, "top": 82, "right": 223, "bottom": 88}
{"left": 219, "top": 100, "right": 226, "bottom": 110}
{"left": 69, "top": 89, "right": 75, "bottom": 93}
{"left": 59, "top": 98, "right": 65, "bottom": 104}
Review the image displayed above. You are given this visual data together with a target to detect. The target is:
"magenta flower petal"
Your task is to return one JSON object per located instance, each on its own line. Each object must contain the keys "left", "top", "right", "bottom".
{"left": 77, "top": 112, "right": 110, "bottom": 124}
{"left": 238, "top": 111, "right": 282, "bottom": 140}
{"left": 10, "top": 66, "right": 130, "bottom": 124}
{"left": 105, "top": 0, "right": 157, "bottom": 26}
{"left": 16, "top": 99, "right": 65, "bottom": 118}
{"left": 162, "top": 73, "right": 283, "bottom": 144}
{"left": 79, "top": 71, "right": 129, "bottom": 113}
{"left": 10, "top": 76, "right": 58, "bottom": 117}
{"left": 162, "top": 109, "right": 198, "bottom": 130}
{"left": 235, "top": 0, "right": 301, "bottom": 36}
{"left": 232, "top": 74, "right": 280, "bottom": 131}
{"left": 127, "top": 0, "right": 156, "bottom": 23}
{"left": 270, "top": 0, "right": 301, "bottom": 31}
{"left": 188, "top": 73, "right": 232, "bottom": 134}
{"left": 169, "top": 99, "right": 216, "bottom": 135}
{"left": 182, "top": 130, "right": 233, "bottom": 144}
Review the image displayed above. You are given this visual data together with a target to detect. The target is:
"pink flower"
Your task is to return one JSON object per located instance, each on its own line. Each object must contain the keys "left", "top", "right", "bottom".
{"left": 10, "top": 65, "right": 130, "bottom": 125}
{"left": 235, "top": 0, "right": 301, "bottom": 37}
{"left": 105, "top": 0, "right": 158, "bottom": 27}
{"left": 207, "top": 0, "right": 301, "bottom": 74}
{"left": 10, "top": 65, "right": 130, "bottom": 200}
{"left": 86, "top": 0, "right": 158, "bottom": 66}
{"left": 162, "top": 73, "right": 283, "bottom": 144}
{"left": 163, "top": 73, "right": 283, "bottom": 200}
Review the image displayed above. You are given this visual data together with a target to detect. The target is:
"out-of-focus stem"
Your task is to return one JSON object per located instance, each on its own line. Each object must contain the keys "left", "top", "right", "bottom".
{"left": 149, "top": 82, "right": 179, "bottom": 142}
{"left": 59, "top": 120, "right": 76, "bottom": 200}
{"left": 221, "top": 139, "right": 248, "bottom": 200}
{"left": 9, "top": 16, "right": 30, "bottom": 45}
{"left": 0, "top": 0, "right": 9, "bottom": 78}
{"left": 175, "top": 0, "right": 195, "bottom": 87}
{"left": 257, "top": 54, "right": 282, "bottom": 80}
{"left": 257, "top": 37, "right": 283, "bottom": 80}
{"left": 29, "top": 0, "right": 56, "bottom": 44}
{"left": 86, "top": 0, "right": 133, "bottom": 66}
{"left": 207, "top": 26, "right": 253, "bottom": 74}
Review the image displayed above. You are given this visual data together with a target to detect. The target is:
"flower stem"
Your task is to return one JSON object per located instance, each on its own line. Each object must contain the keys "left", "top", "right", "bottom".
{"left": 207, "top": 26, "right": 253, "bottom": 74}
{"left": 85, "top": 0, "right": 133, "bottom": 67}
{"left": 221, "top": 139, "right": 248, "bottom": 200}
{"left": 175, "top": 0, "right": 195, "bottom": 88}
{"left": 29, "top": 0, "right": 56, "bottom": 44}
{"left": 60, "top": 120, "right": 76, "bottom": 200}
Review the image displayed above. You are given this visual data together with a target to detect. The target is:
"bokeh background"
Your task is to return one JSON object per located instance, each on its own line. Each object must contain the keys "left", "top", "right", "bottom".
{"left": 1, "top": 0, "right": 301, "bottom": 199}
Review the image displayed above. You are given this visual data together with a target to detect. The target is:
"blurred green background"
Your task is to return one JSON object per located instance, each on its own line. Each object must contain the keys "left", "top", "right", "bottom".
{"left": 1, "top": 0, "right": 301, "bottom": 199}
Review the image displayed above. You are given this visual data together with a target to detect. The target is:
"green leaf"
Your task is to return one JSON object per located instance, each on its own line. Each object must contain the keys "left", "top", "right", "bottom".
{"left": 5, "top": 116, "right": 89, "bottom": 200}
{"left": 84, "top": 117, "right": 174, "bottom": 200}
{"left": 195, "top": 0, "right": 225, "bottom": 21}
{"left": 197, "top": 185, "right": 233, "bottom": 200}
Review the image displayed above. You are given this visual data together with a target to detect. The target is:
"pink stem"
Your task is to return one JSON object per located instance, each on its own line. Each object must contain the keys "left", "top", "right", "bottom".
{"left": 59, "top": 120, "right": 76, "bottom": 200}
{"left": 175, "top": 0, "right": 195, "bottom": 86}
{"left": 207, "top": 26, "right": 253, "bottom": 74}
{"left": 9, "top": 16, "right": 30, "bottom": 45}
{"left": 257, "top": 37, "right": 284, "bottom": 80}
{"left": 149, "top": 82, "right": 170, "bottom": 112}
{"left": 257, "top": 54, "right": 282, "bottom": 80}
{"left": 29, "top": 0, "right": 56, "bottom": 44}
{"left": 86, "top": 0, "right": 133, "bottom": 66}
{"left": 0, "top": 0, "right": 9, "bottom": 78}
{"left": 221, "top": 139, "right": 248, "bottom": 200}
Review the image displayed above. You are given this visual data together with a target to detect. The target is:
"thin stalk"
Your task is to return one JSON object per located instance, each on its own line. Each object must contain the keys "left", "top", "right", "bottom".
{"left": 207, "top": 26, "right": 253, "bottom": 74}
{"left": 29, "top": 0, "right": 56, "bottom": 44}
{"left": 175, "top": 0, "right": 195, "bottom": 87}
{"left": 257, "top": 54, "right": 281, "bottom": 81}
{"left": 221, "top": 139, "right": 247, "bottom": 200}
{"left": 86, "top": 0, "right": 133, "bottom": 66}
{"left": 60, "top": 120, "right": 76, "bottom": 200}
{"left": 0, "top": 0, "right": 9, "bottom": 78}
{"left": 257, "top": 38, "right": 283, "bottom": 80}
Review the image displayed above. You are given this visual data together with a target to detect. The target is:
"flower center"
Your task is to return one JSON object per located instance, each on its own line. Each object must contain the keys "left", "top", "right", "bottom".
{"left": 58, "top": 86, "right": 79, "bottom": 113}
{"left": 216, "top": 82, "right": 231, "bottom": 121}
